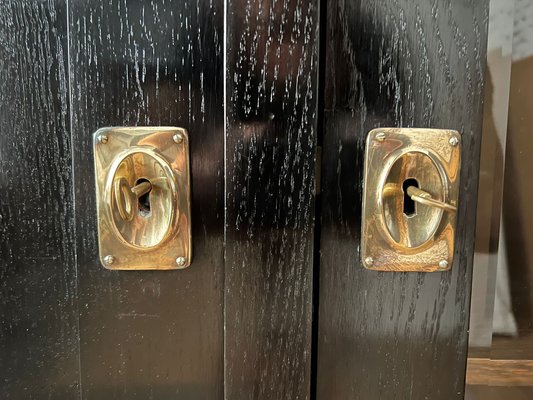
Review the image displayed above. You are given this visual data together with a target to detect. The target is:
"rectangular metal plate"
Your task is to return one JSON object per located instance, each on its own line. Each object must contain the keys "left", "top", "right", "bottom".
{"left": 361, "top": 128, "right": 461, "bottom": 272}
{"left": 93, "top": 126, "right": 191, "bottom": 270}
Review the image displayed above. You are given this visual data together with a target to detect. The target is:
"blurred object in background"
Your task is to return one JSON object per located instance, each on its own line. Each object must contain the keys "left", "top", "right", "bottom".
{"left": 467, "top": 0, "right": 533, "bottom": 397}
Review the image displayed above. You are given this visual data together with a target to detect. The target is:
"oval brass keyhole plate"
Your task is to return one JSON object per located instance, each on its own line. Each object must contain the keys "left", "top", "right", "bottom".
{"left": 361, "top": 128, "right": 461, "bottom": 272}
{"left": 93, "top": 127, "right": 191, "bottom": 270}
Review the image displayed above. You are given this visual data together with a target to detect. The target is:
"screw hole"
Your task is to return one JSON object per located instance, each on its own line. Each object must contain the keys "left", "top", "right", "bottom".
{"left": 402, "top": 178, "right": 419, "bottom": 217}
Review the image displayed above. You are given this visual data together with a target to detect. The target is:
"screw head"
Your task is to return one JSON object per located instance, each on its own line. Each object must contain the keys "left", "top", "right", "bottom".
{"left": 375, "top": 132, "right": 386, "bottom": 142}
{"left": 98, "top": 134, "right": 109, "bottom": 144}
{"left": 103, "top": 255, "right": 115, "bottom": 266}
{"left": 176, "top": 256, "right": 187, "bottom": 267}
{"left": 365, "top": 256, "right": 374, "bottom": 266}
{"left": 438, "top": 260, "right": 449, "bottom": 270}
{"left": 173, "top": 133, "right": 184, "bottom": 144}
{"left": 449, "top": 136, "right": 459, "bottom": 146}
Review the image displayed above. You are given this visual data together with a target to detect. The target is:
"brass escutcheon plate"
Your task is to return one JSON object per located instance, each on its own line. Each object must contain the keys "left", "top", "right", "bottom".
{"left": 93, "top": 127, "right": 191, "bottom": 270}
{"left": 361, "top": 128, "right": 461, "bottom": 272}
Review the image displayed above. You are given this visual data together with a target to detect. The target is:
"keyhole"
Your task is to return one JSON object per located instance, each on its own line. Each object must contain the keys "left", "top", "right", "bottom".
{"left": 136, "top": 178, "right": 152, "bottom": 217}
{"left": 402, "top": 178, "right": 419, "bottom": 217}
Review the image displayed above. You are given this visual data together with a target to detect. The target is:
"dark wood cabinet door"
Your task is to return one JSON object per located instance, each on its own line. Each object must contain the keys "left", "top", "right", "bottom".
{"left": 68, "top": 0, "right": 225, "bottom": 398}
{"left": 224, "top": 1, "right": 319, "bottom": 399}
{"left": 0, "top": 1, "right": 79, "bottom": 397}
{"left": 0, "top": 0, "right": 489, "bottom": 398}
{"left": 316, "top": 1, "right": 489, "bottom": 399}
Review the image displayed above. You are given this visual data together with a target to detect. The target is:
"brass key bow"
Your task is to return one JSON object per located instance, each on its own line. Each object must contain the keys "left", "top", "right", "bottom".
{"left": 113, "top": 177, "right": 152, "bottom": 221}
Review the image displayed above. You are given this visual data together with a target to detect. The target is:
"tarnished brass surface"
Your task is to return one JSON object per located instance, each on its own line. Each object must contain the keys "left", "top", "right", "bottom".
{"left": 93, "top": 127, "right": 191, "bottom": 270}
{"left": 361, "top": 128, "right": 461, "bottom": 272}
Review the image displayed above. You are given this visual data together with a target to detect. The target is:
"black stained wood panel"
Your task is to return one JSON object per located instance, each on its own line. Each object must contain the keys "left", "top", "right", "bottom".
{"left": 68, "top": 1, "right": 224, "bottom": 398}
{"left": 0, "top": 1, "right": 80, "bottom": 398}
{"left": 224, "top": 1, "right": 319, "bottom": 399}
{"left": 317, "top": 1, "right": 488, "bottom": 399}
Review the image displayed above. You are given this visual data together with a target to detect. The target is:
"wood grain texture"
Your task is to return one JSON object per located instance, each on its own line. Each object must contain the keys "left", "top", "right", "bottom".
{"left": 0, "top": 1, "right": 80, "bottom": 398}
{"left": 317, "top": 0, "right": 489, "bottom": 399}
{"left": 467, "top": 358, "right": 533, "bottom": 386}
{"left": 68, "top": 0, "right": 224, "bottom": 398}
{"left": 224, "top": 0, "right": 319, "bottom": 398}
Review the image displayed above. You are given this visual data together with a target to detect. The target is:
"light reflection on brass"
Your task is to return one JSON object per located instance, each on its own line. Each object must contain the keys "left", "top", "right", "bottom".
{"left": 94, "top": 127, "right": 191, "bottom": 270}
{"left": 406, "top": 186, "right": 457, "bottom": 213}
{"left": 361, "top": 128, "right": 461, "bottom": 272}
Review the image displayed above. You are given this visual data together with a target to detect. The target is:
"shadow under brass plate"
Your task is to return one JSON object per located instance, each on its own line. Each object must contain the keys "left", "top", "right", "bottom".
{"left": 361, "top": 128, "right": 461, "bottom": 272}
{"left": 93, "top": 127, "right": 191, "bottom": 270}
